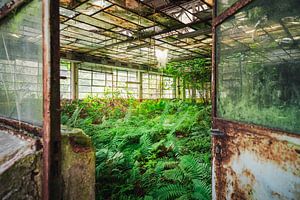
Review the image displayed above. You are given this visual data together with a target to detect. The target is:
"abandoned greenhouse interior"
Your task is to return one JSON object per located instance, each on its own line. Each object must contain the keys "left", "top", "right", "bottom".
{"left": 0, "top": 0, "right": 299, "bottom": 200}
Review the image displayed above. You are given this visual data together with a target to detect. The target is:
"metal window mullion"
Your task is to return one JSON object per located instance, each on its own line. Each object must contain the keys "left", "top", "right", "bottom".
{"left": 214, "top": 0, "right": 255, "bottom": 26}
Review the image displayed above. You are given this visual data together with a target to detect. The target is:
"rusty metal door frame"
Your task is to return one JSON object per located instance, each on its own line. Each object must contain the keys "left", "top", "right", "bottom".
{"left": 0, "top": 1, "right": 61, "bottom": 200}
{"left": 42, "top": 0, "right": 61, "bottom": 199}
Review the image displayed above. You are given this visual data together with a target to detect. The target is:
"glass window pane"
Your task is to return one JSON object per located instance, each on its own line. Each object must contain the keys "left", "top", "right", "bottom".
{"left": 0, "top": 0, "right": 42, "bottom": 125}
{"left": 163, "top": 77, "right": 174, "bottom": 99}
{"left": 217, "top": 0, "right": 239, "bottom": 15}
{"left": 216, "top": 0, "right": 300, "bottom": 133}
{"left": 60, "top": 62, "right": 71, "bottom": 99}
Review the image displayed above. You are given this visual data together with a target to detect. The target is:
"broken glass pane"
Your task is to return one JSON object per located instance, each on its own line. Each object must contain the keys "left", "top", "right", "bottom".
{"left": 0, "top": 0, "right": 42, "bottom": 125}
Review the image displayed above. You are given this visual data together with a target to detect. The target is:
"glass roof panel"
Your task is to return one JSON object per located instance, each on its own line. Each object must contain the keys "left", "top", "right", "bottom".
{"left": 109, "top": 0, "right": 154, "bottom": 16}
{"left": 75, "top": 0, "right": 112, "bottom": 15}
{"left": 93, "top": 12, "right": 141, "bottom": 30}
{"left": 59, "top": 0, "right": 212, "bottom": 67}
{"left": 61, "top": 0, "right": 99, "bottom": 9}
{"left": 66, "top": 26, "right": 108, "bottom": 40}
{"left": 148, "top": 13, "right": 182, "bottom": 27}
{"left": 65, "top": 19, "right": 101, "bottom": 32}
{"left": 75, "top": 14, "right": 115, "bottom": 30}
{"left": 60, "top": 7, "right": 77, "bottom": 18}
{"left": 104, "top": 5, "right": 155, "bottom": 27}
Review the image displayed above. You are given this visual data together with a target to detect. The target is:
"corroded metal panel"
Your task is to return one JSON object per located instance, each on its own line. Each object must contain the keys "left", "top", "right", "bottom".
{"left": 212, "top": 118, "right": 300, "bottom": 200}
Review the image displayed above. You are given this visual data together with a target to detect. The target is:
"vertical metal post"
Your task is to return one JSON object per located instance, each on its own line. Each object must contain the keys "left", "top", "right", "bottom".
{"left": 192, "top": 87, "right": 196, "bottom": 102}
{"left": 42, "top": 0, "right": 61, "bottom": 199}
{"left": 71, "top": 62, "right": 78, "bottom": 100}
{"left": 172, "top": 77, "right": 176, "bottom": 99}
{"left": 138, "top": 71, "right": 143, "bottom": 100}
{"left": 176, "top": 77, "right": 180, "bottom": 99}
{"left": 159, "top": 75, "right": 163, "bottom": 99}
{"left": 182, "top": 79, "right": 186, "bottom": 100}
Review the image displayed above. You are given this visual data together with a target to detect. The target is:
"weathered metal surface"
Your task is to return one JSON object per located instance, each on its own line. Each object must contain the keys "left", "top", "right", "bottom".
{"left": 42, "top": 0, "right": 61, "bottom": 199}
{"left": 213, "top": 0, "right": 254, "bottom": 26}
{"left": 60, "top": 51, "right": 157, "bottom": 72}
{"left": 212, "top": 118, "right": 300, "bottom": 200}
{"left": 212, "top": 0, "right": 300, "bottom": 199}
{"left": 211, "top": 24, "right": 216, "bottom": 118}
{"left": 0, "top": 0, "right": 28, "bottom": 20}
{"left": 0, "top": 117, "right": 42, "bottom": 137}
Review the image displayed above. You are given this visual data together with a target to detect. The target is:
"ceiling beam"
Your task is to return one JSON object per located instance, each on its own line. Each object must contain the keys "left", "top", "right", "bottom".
{"left": 60, "top": 51, "right": 159, "bottom": 72}
{"left": 93, "top": 17, "right": 212, "bottom": 50}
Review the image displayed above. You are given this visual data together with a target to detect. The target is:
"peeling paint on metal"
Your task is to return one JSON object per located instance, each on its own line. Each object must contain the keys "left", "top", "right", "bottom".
{"left": 212, "top": 119, "right": 300, "bottom": 200}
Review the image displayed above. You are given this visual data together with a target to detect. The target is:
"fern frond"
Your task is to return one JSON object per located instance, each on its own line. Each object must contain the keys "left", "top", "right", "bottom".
{"left": 66, "top": 106, "right": 82, "bottom": 127}
{"left": 191, "top": 179, "right": 211, "bottom": 200}
{"left": 155, "top": 184, "right": 188, "bottom": 200}
{"left": 162, "top": 160, "right": 178, "bottom": 169}
{"left": 144, "top": 195, "right": 154, "bottom": 200}
{"left": 179, "top": 155, "right": 210, "bottom": 181}
{"left": 140, "top": 134, "right": 153, "bottom": 155}
{"left": 163, "top": 168, "right": 184, "bottom": 182}
{"left": 175, "top": 194, "right": 191, "bottom": 200}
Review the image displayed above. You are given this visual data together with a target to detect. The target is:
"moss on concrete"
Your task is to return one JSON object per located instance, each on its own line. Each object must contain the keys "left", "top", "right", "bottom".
{"left": 0, "top": 131, "right": 42, "bottom": 200}
{"left": 61, "top": 126, "right": 95, "bottom": 200}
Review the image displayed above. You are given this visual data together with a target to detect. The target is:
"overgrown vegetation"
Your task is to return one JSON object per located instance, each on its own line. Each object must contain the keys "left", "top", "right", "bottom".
{"left": 163, "top": 58, "right": 211, "bottom": 103}
{"left": 61, "top": 97, "right": 212, "bottom": 200}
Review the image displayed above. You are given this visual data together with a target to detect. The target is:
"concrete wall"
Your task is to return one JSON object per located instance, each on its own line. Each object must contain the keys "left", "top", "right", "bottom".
{"left": 0, "top": 131, "right": 42, "bottom": 200}
{"left": 0, "top": 127, "right": 95, "bottom": 200}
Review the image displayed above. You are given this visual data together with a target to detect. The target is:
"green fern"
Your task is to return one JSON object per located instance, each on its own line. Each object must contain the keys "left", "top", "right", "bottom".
{"left": 66, "top": 106, "right": 82, "bottom": 127}
{"left": 179, "top": 155, "right": 210, "bottom": 182}
{"left": 155, "top": 184, "right": 188, "bottom": 200}
{"left": 163, "top": 168, "right": 184, "bottom": 182}
{"left": 61, "top": 98, "right": 212, "bottom": 200}
{"left": 192, "top": 179, "right": 211, "bottom": 200}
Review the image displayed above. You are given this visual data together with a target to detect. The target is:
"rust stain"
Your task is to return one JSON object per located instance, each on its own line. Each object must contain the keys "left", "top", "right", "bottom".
{"left": 242, "top": 169, "right": 255, "bottom": 184}
{"left": 0, "top": 117, "right": 42, "bottom": 137}
{"left": 213, "top": 118, "right": 300, "bottom": 199}
{"left": 125, "top": 0, "right": 139, "bottom": 9}
{"left": 218, "top": 121, "right": 300, "bottom": 169}
{"left": 69, "top": 136, "right": 92, "bottom": 153}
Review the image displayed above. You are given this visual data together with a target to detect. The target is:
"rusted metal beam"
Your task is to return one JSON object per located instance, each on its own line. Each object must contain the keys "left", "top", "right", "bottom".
{"left": 0, "top": 0, "right": 28, "bottom": 20}
{"left": 60, "top": 51, "right": 159, "bottom": 72}
{"left": 211, "top": 25, "right": 217, "bottom": 118}
{"left": 42, "top": 0, "right": 61, "bottom": 199}
{"left": 213, "top": 117, "right": 300, "bottom": 141}
{"left": 70, "top": 62, "right": 78, "bottom": 100}
{"left": 99, "top": 18, "right": 212, "bottom": 50}
{"left": 214, "top": 0, "right": 254, "bottom": 26}
{"left": 0, "top": 116, "right": 42, "bottom": 136}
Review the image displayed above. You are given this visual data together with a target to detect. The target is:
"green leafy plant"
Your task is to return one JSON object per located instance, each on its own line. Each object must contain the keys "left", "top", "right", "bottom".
{"left": 61, "top": 97, "right": 212, "bottom": 200}
{"left": 163, "top": 58, "right": 211, "bottom": 103}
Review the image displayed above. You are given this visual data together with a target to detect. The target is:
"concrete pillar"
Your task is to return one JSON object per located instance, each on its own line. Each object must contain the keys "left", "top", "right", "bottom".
{"left": 61, "top": 126, "right": 95, "bottom": 200}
